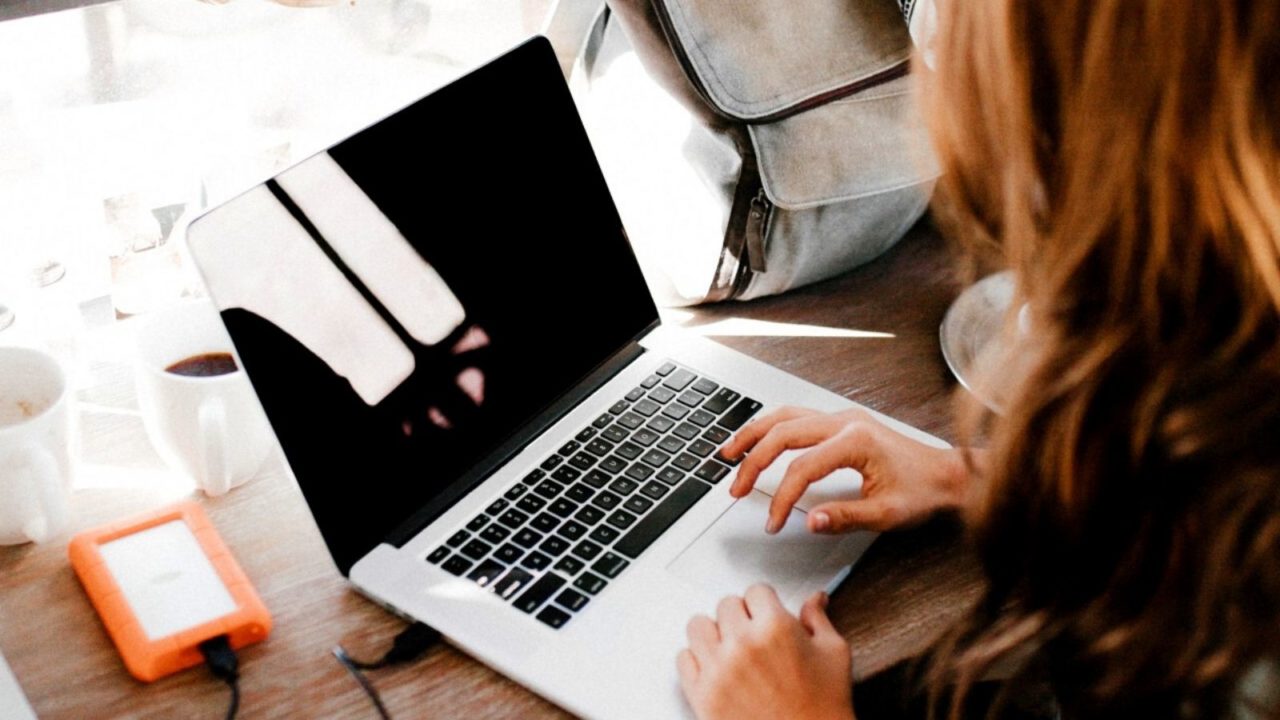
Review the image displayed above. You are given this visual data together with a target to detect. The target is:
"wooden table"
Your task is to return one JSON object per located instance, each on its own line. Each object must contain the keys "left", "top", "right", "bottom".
{"left": 0, "top": 221, "right": 984, "bottom": 719}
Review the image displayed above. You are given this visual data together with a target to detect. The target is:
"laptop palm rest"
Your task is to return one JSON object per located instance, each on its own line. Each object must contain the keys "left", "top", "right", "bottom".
{"left": 665, "top": 491, "right": 876, "bottom": 611}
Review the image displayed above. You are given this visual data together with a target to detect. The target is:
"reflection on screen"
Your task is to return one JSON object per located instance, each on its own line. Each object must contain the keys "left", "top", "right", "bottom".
{"left": 186, "top": 40, "right": 658, "bottom": 574}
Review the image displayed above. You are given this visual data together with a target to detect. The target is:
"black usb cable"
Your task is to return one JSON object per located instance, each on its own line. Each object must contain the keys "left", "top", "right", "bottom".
{"left": 199, "top": 636, "right": 241, "bottom": 720}
{"left": 333, "top": 622, "right": 442, "bottom": 719}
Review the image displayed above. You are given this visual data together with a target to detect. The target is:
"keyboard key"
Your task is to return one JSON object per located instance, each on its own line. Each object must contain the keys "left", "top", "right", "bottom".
{"left": 702, "top": 388, "right": 741, "bottom": 415}
{"left": 592, "top": 413, "right": 613, "bottom": 429}
{"left": 672, "top": 453, "right": 701, "bottom": 471}
{"left": 591, "top": 491, "right": 623, "bottom": 510}
{"left": 566, "top": 483, "right": 595, "bottom": 503}
{"left": 585, "top": 439, "right": 615, "bottom": 456}
{"left": 625, "top": 386, "right": 646, "bottom": 402}
{"left": 553, "top": 466, "right": 583, "bottom": 483}
{"left": 556, "top": 588, "right": 590, "bottom": 612}
{"left": 568, "top": 452, "right": 597, "bottom": 470}
{"left": 703, "top": 426, "right": 731, "bottom": 444}
{"left": 687, "top": 439, "right": 717, "bottom": 458}
{"left": 572, "top": 540, "right": 604, "bottom": 561}
{"left": 631, "top": 428, "right": 660, "bottom": 447}
{"left": 446, "top": 530, "right": 470, "bottom": 547}
{"left": 640, "top": 374, "right": 663, "bottom": 389}
{"left": 534, "top": 479, "right": 565, "bottom": 499}
{"left": 641, "top": 449, "right": 672, "bottom": 468}
{"left": 558, "top": 440, "right": 581, "bottom": 457}
{"left": 688, "top": 410, "right": 716, "bottom": 428}
{"left": 600, "top": 456, "right": 628, "bottom": 474}
{"left": 537, "top": 606, "right": 572, "bottom": 629}
{"left": 662, "top": 369, "right": 696, "bottom": 391}
{"left": 517, "top": 495, "right": 546, "bottom": 514}
{"left": 607, "top": 510, "right": 638, "bottom": 529}
{"left": 657, "top": 467, "right": 686, "bottom": 485}
{"left": 556, "top": 521, "right": 588, "bottom": 541}
{"left": 615, "top": 442, "right": 643, "bottom": 460}
{"left": 583, "top": 469, "right": 612, "bottom": 488}
{"left": 647, "top": 416, "right": 676, "bottom": 433}
{"left": 623, "top": 495, "right": 654, "bottom": 514}
{"left": 575, "top": 505, "right": 606, "bottom": 525}
{"left": 442, "top": 556, "right": 473, "bottom": 576}
{"left": 541, "top": 455, "right": 565, "bottom": 471}
{"left": 495, "top": 543, "right": 525, "bottom": 564}
{"left": 484, "top": 500, "right": 507, "bottom": 517}
{"left": 625, "top": 463, "right": 655, "bottom": 482}
{"left": 481, "top": 525, "right": 511, "bottom": 544}
{"left": 658, "top": 436, "right": 685, "bottom": 454}
{"left": 717, "top": 398, "right": 763, "bottom": 430}
{"left": 591, "top": 552, "right": 630, "bottom": 579}
{"left": 494, "top": 568, "right": 535, "bottom": 600}
{"left": 641, "top": 481, "right": 670, "bottom": 500}
{"left": 554, "top": 556, "right": 585, "bottom": 576}
{"left": 662, "top": 404, "right": 690, "bottom": 421}
{"left": 574, "top": 572, "right": 608, "bottom": 595}
{"left": 531, "top": 512, "right": 560, "bottom": 533}
{"left": 615, "top": 479, "right": 712, "bottom": 559}
{"left": 608, "top": 400, "right": 630, "bottom": 415}
{"left": 540, "top": 536, "right": 571, "bottom": 556}
{"left": 678, "top": 391, "right": 704, "bottom": 408}
{"left": 521, "top": 551, "right": 552, "bottom": 571}
{"left": 602, "top": 424, "right": 630, "bottom": 443}
{"left": 426, "top": 546, "right": 450, "bottom": 564}
{"left": 617, "top": 412, "right": 645, "bottom": 430}
{"left": 513, "top": 528, "right": 544, "bottom": 548}
{"left": 461, "top": 539, "right": 493, "bottom": 560}
{"left": 695, "top": 460, "right": 731, "bottom": 484}
{"left": 466, "top": 515, "right": 489, "bottom": 532}
{"left": 673, "top": 422, "right": 701, "bottom": 441}
{"left": 523, "top": 469, "right": 546, "bottom": 484}
{"left": 715, "top": 449, "right": 742, "bottom": 467}
{"left": 656, "top": 361, "right": 677, "bottom": 376}
{"left": 589, "top": 525, "right": 620, "bottom": 544}
{"left": 608, "top": 476, "right": 639, "bottom": 496}
{"left": 504, "top": 484, "right": 529, "bottom": 501}
{"left": 633, "top": 399, "right": 662, "bottom": 417}
{"left": 549, "top": 498, "right": 579, "bottom": 518}
{"left": 575, "top": 427, "right": 598, "bottom": 443}
{"left": 648, "top": 386, "right": 676, "bottom": 404}
{"left": 692, "top": 378, "right": 719, "bottom": 395}
{"left": 467, "top": 559, "right": 507, "bottom": 588}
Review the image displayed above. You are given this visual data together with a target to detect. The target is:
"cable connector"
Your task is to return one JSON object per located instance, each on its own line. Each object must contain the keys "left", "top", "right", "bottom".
{"left": 199, "top": 635, "right": 240, "bottom": 720}
{"left": 333, "top": 622, "right": 441, "bottom": 720}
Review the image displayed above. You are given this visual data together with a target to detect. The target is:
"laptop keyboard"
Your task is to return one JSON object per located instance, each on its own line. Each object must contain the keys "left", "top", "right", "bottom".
{"left": 424, "top": 360, "right": 762, "bottom": 629}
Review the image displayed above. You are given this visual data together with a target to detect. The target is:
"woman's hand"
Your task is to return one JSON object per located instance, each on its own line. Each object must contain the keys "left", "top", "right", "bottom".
{"left": 677, "top": 585, "right": 855, "bottom": 720}
{"left": 721, "top": 406, "right": 970, "bottom": 535}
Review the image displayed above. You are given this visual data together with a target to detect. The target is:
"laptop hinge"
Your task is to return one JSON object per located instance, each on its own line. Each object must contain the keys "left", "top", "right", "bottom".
{"left": 383, "top": 334, "right": 654, "bottom": 549}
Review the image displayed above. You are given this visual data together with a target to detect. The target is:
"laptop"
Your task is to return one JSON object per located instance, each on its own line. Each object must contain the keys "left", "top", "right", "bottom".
{"left": 184, "top": 36, "right": 947, "bottom": 719}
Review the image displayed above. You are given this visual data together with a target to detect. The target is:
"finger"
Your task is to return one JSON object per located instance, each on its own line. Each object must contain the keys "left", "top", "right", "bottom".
{"left": 731, "top": 416, "right": 841, "bottom": 499}
{"left": 766, "top": 432, "right": 868, "bottom": 533}
{"left": 742, "top": 583, "right": 785, "bottom": 621}
{"left": 720, "top": 406, "right": 814, "bottom": 464}
{"left": 808, "top": 498, "right": 901, "bottom": 533}
{"left": 676, "top": 648, "right": 699, "bottom": 698}
{"left": 715, "top": 595, "right": 750, "bottom": 635}
{"left": 799, "top": 591, "right": 838, "bottom": 638}
{"left": 685, "top": 614, "right": 720, "bottom": 663}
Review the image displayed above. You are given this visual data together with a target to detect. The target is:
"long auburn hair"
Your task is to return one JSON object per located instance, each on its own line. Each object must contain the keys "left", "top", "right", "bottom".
{"left": 919, "top": 0, "right": 1280, "bottom": 717}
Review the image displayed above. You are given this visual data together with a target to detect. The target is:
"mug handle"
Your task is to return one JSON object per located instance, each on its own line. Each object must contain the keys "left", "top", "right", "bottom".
{"left": 198, "top": 397, "right": 232, "bottom": 497}
{"left": 10, "top": 444, "right": 65, "bottom": 543}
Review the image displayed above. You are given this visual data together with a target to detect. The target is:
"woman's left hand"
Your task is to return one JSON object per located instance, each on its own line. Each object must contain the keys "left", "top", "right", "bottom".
{"left": 677, "top": 585, "right": 856, "bottom": 720}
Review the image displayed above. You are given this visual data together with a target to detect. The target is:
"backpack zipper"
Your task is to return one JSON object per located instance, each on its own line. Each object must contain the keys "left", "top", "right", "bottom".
{"left": 744, "top": 187, "right": 772, "bottom": 274}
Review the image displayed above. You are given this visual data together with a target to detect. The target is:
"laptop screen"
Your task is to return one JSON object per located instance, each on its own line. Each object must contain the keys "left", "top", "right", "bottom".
{"left": 185, "top": 38, "right": 659, "bottom": 574}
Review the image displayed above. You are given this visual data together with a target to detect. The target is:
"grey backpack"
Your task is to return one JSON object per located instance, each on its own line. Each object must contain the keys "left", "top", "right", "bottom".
{"left": 556, "top": 0, "right": 938, "bottom": 305}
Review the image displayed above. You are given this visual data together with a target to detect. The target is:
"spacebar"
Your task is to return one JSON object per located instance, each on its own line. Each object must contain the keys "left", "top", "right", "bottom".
{"left": 614, "top": 479, "right": 711, "bottom": 559}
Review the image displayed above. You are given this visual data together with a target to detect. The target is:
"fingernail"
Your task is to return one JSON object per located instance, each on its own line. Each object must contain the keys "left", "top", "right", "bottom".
{"left": 766, "top": 517, "right": 780, "bottom": 534}
{"left": 819, "top": 592, "right": 829, "bottom": 608}
{"left": 812, "top": 512, "right": 830, "bottom": 532}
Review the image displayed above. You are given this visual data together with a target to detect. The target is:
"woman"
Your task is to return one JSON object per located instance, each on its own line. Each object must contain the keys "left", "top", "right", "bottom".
{"left": 675, "top": 0, "right": 1280, "bottom": 718}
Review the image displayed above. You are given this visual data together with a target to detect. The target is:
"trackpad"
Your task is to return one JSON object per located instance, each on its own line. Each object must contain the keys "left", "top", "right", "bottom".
{"left": 666, "top": 491, "right": 876, "bottom": 611}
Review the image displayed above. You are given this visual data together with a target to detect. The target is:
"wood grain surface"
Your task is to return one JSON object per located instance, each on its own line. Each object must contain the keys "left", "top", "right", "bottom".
{"left": 0, "top": 220, "right": 985, "bottom": 719}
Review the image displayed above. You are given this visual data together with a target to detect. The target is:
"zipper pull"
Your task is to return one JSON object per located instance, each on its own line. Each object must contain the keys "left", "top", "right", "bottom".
{"left": 744, "top": 188, "right": 771, "bottom": 274}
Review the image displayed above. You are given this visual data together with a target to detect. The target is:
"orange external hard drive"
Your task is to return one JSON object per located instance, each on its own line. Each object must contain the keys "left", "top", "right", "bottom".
{"left": 68, "top": 501, "right": 271, "bottom": 682}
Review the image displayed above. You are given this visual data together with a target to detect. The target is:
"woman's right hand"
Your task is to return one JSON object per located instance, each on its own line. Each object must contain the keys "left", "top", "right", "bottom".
{"left": 720, "top": 407, "right": 972, "bottom": 535}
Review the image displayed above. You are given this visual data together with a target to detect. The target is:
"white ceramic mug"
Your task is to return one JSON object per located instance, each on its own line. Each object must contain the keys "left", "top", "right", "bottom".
{"left": 0, "top": 346, "right": 74, "bottom": 545}
{"left": 135, "top": 300, "right": 274, "bottom": 496}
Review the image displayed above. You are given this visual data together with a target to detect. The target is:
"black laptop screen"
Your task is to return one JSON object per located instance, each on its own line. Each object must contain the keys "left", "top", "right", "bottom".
{"left": 186, "top": 39, "right": 658, "bottom": 574}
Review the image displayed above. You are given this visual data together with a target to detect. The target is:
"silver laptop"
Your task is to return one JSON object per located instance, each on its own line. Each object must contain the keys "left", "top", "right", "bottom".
{"left": 184, "top": 37, "right": 946, "bottom": 719}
